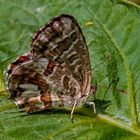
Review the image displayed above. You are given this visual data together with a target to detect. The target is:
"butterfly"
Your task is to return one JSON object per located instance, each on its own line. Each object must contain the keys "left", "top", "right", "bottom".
{"left": 6, "top": 14, "right": 93, "bottom": 120}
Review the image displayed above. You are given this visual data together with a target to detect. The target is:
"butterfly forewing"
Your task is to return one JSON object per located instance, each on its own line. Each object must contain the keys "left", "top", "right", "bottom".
{"left": 31, "top": 14, "right": 91, "bottom": 99}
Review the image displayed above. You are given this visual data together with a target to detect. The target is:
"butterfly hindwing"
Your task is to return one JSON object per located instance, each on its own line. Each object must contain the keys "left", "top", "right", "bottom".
{"left": 8, "top": 57, "right": 82, "bottom": 112}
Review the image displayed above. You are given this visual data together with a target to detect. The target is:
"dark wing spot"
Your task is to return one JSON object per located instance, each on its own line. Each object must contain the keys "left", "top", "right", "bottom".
{"left": 63, "top": 76, "right": 70, "bottom": 90}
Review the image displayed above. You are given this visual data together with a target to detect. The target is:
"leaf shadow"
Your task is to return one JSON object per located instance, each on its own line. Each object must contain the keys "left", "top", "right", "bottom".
{"left": 6, "top": 99, "right": 111, "bottom": 120}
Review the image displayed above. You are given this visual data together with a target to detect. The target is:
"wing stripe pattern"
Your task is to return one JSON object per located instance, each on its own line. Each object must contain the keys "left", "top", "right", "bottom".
{"left": 6, "top": 14, "right": 92, "bottom": 112}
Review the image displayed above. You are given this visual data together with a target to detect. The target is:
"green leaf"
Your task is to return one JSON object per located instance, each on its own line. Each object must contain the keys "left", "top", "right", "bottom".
{"left": 0, "top": 0, "right": 140, "bottom": 139}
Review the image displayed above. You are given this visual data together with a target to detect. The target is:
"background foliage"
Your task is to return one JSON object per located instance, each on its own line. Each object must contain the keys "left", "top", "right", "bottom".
{"left": 0, "top": 0, "right": 140, "bottom": 139}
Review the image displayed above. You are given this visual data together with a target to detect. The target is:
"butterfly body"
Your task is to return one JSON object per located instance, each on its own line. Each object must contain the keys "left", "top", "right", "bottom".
{"left": 6, "top": 14, "right": 92, "bottom": 113}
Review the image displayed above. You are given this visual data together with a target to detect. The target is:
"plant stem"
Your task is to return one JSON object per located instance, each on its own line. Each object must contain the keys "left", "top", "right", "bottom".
{"left": 120, "top": 0, "right": 140, "bottom": 9}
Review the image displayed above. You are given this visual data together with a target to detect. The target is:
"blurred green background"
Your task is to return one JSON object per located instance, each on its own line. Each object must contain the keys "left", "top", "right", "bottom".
{"left": 0, "top": 0, "right": 140, "bottom": 139}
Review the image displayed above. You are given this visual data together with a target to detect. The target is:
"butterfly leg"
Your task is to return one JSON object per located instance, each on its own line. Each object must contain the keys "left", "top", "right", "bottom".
{"left": 70, "top": 99, "right": 78, "bottom": 123}
{"left": 85, "top": 101, "right": 96, "bottom": 114}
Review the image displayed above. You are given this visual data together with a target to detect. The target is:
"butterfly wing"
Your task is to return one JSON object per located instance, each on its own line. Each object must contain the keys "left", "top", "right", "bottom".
{"left": 31, "top": 14, "right": 91, "bottom": 99}
{"left": 8, "top": 58, "right": 82, "bottom": 112}
{"left": 7, "top": 14, "right": 91, "bottom": 112}
{"left": 6, "top": 53, "right": 32, "bottom": 80}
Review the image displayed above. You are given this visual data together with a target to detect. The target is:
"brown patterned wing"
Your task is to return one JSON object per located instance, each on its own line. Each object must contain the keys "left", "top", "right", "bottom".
{"left": 8, "top": 58, "right": 82, "bottom": 112}
{"left": 31, "top": 14, "right": 91, "bottom": 99}
{"left": 6, "top": 52, "right": 32, "bottom": 81}
{"left": 7, "top": 14, "right": 91, "bottom": 113}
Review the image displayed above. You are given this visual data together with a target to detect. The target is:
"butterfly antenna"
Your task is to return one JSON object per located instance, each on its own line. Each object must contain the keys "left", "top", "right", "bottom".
{"left": 71, "top": 99, "right": 78, "bottom": 123}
